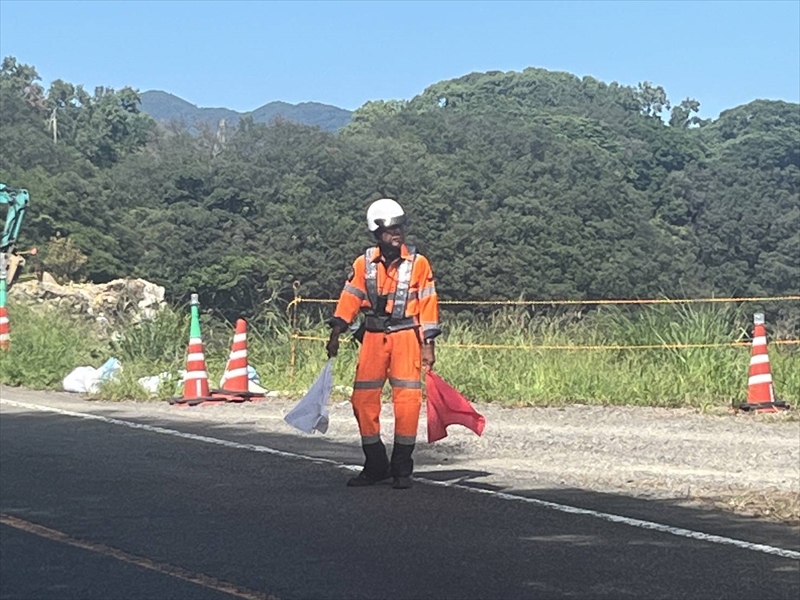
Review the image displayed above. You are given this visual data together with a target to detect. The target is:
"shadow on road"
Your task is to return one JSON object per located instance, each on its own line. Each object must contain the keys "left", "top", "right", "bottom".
{"left": 3, "top": 403, "right": 798, "bottom": 553}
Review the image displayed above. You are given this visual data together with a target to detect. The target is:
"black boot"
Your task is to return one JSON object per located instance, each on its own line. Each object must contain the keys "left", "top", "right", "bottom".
{"left": 347, "top": 440, "right": 391, "bottom": 487}
{"left": 390, "top": 443, "right": 415, "bottom": 489}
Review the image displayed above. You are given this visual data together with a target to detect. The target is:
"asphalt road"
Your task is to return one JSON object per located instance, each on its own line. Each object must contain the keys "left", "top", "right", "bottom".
{"left": 1, "top": 398, "right": 798, "bottom": 600}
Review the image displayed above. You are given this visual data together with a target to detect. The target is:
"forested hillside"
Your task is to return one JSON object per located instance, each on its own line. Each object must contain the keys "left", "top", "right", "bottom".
{"left": 1, "top": 57, "right": 798, "bottom": 319}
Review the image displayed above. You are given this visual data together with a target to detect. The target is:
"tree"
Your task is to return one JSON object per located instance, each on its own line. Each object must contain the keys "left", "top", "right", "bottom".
{"left": 636, "top": 81, "right": 671, "bottom": 119}
{"left": 669, "top": 98, "right": 702, "bottom": 128}
{"left": 41, "top": 235, "right": 88, "bottom": 283}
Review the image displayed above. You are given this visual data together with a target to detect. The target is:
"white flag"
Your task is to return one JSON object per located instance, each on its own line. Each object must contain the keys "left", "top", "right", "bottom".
{"left": 284, "top": 359, "right": 334, "bottom": 434}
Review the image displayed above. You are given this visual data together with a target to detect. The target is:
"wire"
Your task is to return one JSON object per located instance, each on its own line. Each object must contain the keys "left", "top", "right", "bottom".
{"left": 289, "top": 334, "right": 800, "bottom": 351}
{"left": 293, "top": 295, "right": 800, "bottom": 306}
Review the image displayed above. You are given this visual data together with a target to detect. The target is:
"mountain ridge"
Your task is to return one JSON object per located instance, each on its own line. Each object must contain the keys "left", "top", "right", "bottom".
{"left": 139, "top": 90, "right": 353, "bottom": 132}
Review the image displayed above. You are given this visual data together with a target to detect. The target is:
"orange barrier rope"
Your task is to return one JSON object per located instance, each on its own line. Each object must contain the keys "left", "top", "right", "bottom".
{"left": 286, "top": 285, "right": 799, "bottom": 363}
{"left": 292, "top": 295, "right": 800, "bottom": 307}
{"left": 289, "top": 334, "right": 800, "bottom": 351}
{"left": 442, "top": 296, "right": 800, "bottom": 306}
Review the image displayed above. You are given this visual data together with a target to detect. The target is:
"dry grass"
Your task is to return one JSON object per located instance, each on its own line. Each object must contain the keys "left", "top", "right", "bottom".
{"left": 714, "top": 490, "right": 800, "bottom": 525}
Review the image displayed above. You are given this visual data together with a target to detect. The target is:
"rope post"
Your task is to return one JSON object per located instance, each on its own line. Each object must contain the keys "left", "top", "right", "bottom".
{"left": 288, "top": 281, "right": 301, "bottom": 383}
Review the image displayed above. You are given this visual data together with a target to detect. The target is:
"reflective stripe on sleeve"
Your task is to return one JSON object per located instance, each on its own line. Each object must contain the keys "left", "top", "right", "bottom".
{"left": 343, "top": 284, "right": 366, "bottom": 301}
{"left": 418, "top": 286, "right": 437, "bottom": 300}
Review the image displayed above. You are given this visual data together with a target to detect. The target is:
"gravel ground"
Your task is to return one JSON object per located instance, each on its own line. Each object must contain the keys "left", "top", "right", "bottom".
{"left": 3, "top": 385, "right": 798, "bottom": 525}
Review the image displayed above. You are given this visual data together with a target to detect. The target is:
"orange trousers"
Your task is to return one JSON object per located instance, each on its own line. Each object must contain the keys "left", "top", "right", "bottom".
{"left": 351, "top": 328, "right": 422, "bottom": 445}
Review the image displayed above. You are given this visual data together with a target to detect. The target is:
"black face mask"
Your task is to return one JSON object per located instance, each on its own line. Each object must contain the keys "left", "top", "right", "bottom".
{"left": 378, "top": 240, "right": 401, "bottom": 262}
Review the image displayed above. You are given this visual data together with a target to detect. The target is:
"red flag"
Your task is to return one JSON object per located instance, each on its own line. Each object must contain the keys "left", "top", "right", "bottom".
{"left": 426, "top": 371, "right": 486, "bottom": 443}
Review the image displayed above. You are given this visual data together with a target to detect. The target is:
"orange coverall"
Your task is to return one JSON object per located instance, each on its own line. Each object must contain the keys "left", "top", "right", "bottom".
{"left": 331, "top": 244, "right": 440, "bottom": 445}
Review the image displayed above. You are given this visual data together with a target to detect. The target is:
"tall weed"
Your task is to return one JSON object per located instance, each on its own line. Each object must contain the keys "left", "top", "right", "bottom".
{"left": 0, "top": 303, "right": 110, "bottom": 388}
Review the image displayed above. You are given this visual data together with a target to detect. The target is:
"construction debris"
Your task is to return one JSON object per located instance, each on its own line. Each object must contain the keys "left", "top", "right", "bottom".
{"left": 8, "top": 274, "right": 166, "bottom": 328}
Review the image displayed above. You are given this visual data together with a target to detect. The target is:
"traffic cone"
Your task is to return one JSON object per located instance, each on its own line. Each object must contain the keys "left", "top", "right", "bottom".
{"left": 169, "top": 294, "right": 220, "bottom": 407}
{"left": 211, "top": 318, "right": 265, "bottom": 402}
{"left": 0, "top": 306, "right": 9, "bottom": 351}
{"left": 0, "top": 271, "right": 9, "bottom": 351}
{"left": 739, "top": 313, "right": 789, "bottom": 413}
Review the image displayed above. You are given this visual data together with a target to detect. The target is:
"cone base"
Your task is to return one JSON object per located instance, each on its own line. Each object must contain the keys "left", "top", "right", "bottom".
{"left": 168, "top": 396, "right": 225, "bottom": 407}
{"left": 738, "top": 399, "right": 791, "bottom": 413}
{"left": 210, "top": 388, "right": 266, "bottom": 402}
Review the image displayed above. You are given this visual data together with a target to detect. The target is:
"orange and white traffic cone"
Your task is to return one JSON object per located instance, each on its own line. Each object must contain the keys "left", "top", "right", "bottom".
{"left": 211, "top": 318, "right": 265, "bottom": 402}
{"left": 0, "top": 306, "right": 9, "bottom": 351}
{"left": 169, "top": 294, "right": 219, "bottom": 407}
{"left": 0, "top": 263, "right": 9, "bottom": 351}
{"left": 739, "top": 313, "right": 789, "bottom": 413}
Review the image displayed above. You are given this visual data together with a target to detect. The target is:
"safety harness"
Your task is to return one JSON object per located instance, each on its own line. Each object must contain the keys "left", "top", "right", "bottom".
{"left": 363, "top": 245, "right": 418, "bottom": 333}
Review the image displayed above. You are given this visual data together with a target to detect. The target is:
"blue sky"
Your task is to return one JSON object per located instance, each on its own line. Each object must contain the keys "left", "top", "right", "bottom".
{"left": 0, "top": 0, "right": 797, "bottom": 120}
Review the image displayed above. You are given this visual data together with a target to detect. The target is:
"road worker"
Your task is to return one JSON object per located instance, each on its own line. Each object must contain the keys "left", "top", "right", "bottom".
{"left": 326, "top": 198, "right": 440, "bottom": 489}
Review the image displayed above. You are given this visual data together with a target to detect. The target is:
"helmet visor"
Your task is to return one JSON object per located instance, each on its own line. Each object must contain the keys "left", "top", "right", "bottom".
{"left": 374, "top": 214, "right": 407, "bottom": 230}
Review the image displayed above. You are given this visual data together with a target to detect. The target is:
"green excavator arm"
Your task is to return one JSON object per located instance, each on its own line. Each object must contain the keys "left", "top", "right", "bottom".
{"left": 0, "top": 183, "right": 35, "bottom": 288}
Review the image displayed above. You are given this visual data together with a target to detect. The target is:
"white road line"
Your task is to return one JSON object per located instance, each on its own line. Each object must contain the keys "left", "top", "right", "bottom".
{"left": 2, "top": 398, "right": 798, "bottom": 561}
{"left": 0, "top": 513, "right": 272, "bottom": 600}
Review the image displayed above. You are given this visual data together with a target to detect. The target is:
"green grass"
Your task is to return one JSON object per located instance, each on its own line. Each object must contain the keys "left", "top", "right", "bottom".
{"left": 0, "top": 303, "right": 110, "bottom": 389}
{"left": 1, "top": 301, "right": 798, "bottom": 409}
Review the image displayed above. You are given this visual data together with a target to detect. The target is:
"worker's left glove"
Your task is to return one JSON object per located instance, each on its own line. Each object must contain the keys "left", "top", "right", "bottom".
{"left": 421, "top": 342, "right": 436, "bottom": 372}
{"left": 326, "top": 335, "right": 340, "bottom": 358}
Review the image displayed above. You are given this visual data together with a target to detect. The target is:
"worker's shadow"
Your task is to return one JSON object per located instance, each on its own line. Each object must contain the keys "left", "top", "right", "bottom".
{"left": 415, "top": 468, "right": 502, "bottom": 491}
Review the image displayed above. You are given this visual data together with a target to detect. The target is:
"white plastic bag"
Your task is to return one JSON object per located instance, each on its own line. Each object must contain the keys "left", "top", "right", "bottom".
{"left": 284, "top": 359, "right": 334, "bottom": 434}
{"left": 137, "top": 371, "right": 182, "bottom": 397}
{"left": 62, "top": 366, "right": 103, "bottom": 393}
{"left": 62, "top": 358, "right": 122, "bottom": 393}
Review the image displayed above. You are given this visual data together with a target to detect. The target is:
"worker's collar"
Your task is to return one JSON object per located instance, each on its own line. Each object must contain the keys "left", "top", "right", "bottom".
{"left": 371, "top": 244, "right": 412, "bottom": 263}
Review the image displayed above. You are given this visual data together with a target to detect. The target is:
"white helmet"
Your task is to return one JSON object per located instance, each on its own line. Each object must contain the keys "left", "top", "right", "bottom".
{"left": 366, "top": 198, "right": 407, "bottom": 232}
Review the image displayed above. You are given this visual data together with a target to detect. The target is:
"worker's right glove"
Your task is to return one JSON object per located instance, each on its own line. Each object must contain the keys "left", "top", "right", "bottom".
{"left": 421, "top": 341, "right": 436, "bottom": 372}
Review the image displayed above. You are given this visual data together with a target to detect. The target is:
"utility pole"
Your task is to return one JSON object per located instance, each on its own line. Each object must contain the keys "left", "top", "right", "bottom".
{"left": 213, "top": 118, "right": 227, "bottom": 158}
{"left": 49, "top": 107, "right": 58, "bottom": 144}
